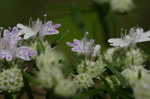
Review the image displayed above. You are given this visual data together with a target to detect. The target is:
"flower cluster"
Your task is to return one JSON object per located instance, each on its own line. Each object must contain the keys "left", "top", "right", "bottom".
{"left": 108, "top": 28, "right": 150, "bottom": 47}
{"left": 74, "top": 58, "right": 105, "bottom": 89}
{"left": 122, "top": 66, "right": 150, "bottom": 99}
{"left": 0, "top": 67, "right": 23, "bottom": 93}
{"left": 0, "top": 18, "right": 61, "bottom": 93}
{"left": 0, "top": 27, "right": 36, "bottom": 61}
{"left": 110, "top": 0, "right": 134, "bottom": 13}
{"left": 0, "top": 15, "right": 150, "bottom": 99}
{"left": 124, "top": 48, "right": 145, "bottom": 67}
{"left": 35, "top": 43, "right": 77, "bottom": 96}
{"left": 94, "top": 0, "right": 134, "bottom": 13}
{"left": 107, "top": 27, "right": 150, "bottom": 99}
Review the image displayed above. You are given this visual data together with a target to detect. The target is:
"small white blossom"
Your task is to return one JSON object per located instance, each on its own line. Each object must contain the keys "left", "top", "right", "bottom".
{"left": 94, "top": 0, "right": 134, "bottom": 13}
{"left": 54, "top": 80, "right": 77, "bottom": 96}
{"left": 17, "top": 19, "right": 61, "bottom": 39}
{"left": 110, "top": 0, "right": 134, "bottom": 13}
{"left": 122, "top": 67, "right": 150, "bottom": 99}
{"left": 74, "top": 73, "right": 95, "bottom": 89}
{"left": 0, "top": 67, "right": 24, "bottom": 93}
{"left": 125, "top": 49, "right": 145, "bottom": 67}
{"left": 17, "top": 19, "right": 42, "bottom": 39}
{"left": 108, "top": 27, "right": 150, "bottom": 47}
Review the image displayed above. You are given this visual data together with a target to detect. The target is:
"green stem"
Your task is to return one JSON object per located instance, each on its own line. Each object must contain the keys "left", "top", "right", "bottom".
{"left": 12, "top": 94, "right": 16, "bottom": 99}
{"left": 5, "top": 93, "right": 16, "bottom": 99}
{"left": 23, "top": 74, "right": 34, "bottom": 99}
{"left": 45, "top": 90, "right": 50, "bottom": 99}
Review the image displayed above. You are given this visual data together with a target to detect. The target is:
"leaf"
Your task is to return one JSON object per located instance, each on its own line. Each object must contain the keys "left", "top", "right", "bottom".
{"left": 106, "top": 65, "right": 125, "bottom": 83}
{"left": 36, "top": 38, "right": 45, "bottom": 55}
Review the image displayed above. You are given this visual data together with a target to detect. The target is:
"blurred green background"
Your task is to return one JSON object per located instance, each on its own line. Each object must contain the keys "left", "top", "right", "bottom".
{"left": 0, "top": 0, "right": 149, "bottom": 54}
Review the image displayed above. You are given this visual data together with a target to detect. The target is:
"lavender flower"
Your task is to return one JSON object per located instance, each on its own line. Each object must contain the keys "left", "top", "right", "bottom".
{"left": 16, "top": 46, "right": 37, "bottom": 61}
{"left": 39, "top": 21, "right": 61, "bottom": 37}
{"left": 108, "top": 27, "right": 150, "bottom": 47}
{"left": 0, "top": 27, "right": 37, "bottom": 61}
{"left": 3, "top": 27, "right": 22, "bottom": 45}
{"left": 67, "top": 38, "right": 101, "bottom": 57}
{"left": 17, "top": 20, "right": 61, "bottom": 39}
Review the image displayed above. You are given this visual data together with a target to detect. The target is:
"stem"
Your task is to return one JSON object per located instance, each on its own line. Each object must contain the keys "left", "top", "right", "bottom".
{"left": 46, "top": 89, "right": 53, "bottom": 99}
{"left": 12, "top": 94, "right": 16, "bottom": 99}
{"left": 5, "top": 93, "right": 16, "bottom": 99}
{"left": 45, "top": 90, "right": 49, "bottom": 99}
{"left": 23, "top": 74, "right": 34, "bottom": 99}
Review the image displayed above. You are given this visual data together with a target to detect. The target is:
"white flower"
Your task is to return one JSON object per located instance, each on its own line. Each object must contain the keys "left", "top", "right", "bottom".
{"left": 122, "top": 67, "right": 150, "bottom": 99}
{"left": 125, "top": 49, "right": 145, "bottom": 67}
{"left": 0, "top": 67, "right": 24, "bottom": 93}
{"left": 77, "top": 59, "right": 105, "bottom": 78}
{"left": 94, "top": 0, "right": 134, "bottom": 13}
{"left": 110, "top": 0, "right": 134, "bottom": 13}
{"left": 74, "top": 73, "right": 95, "bottom": 89}
{"left": 35, "top": 44, "right": 67, "bottom": 88}
{"left": 17, "top": 19, "right": 42, "bottom": 39}
{"left": 17, "top": 19, "right": 61, "bottom": 39}
{"left": 104, "top": 48, "right": 117, "bottom": 63}
{"left": 108, "top": 27, "right": 150, "bottom": 47}
{"left": 54, "top": 80, "right": 77, "bottom": 96}
{"left": 133, "top": 73, "right": 150, "bottom": 99}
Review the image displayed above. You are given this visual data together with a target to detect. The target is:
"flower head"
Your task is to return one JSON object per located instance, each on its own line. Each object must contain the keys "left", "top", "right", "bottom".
{"left": 39, "top": 21, "right": 61, "bottom": 36}
{"left": 94, "top": 0, "right": 134, "bottom": 13}
{"left": 108, "top": 27, "right": 150, "bottom": 47}
{"left": 36, "top": 44, "right": 66, "bottom": 88}
{"left": 16, "top": 46, "right": 37, "bottom": 61}
{"left": 67, "top": 38, "right": 101, "bottom": 57}
{"left": 54, "top": 79, "right": 77, "bottom": 96}
{"left": 122, "top": 67, "right": 150, "bottom": 99}
{"left": 110, "top": 0, "right": 134, "bottom": 13}
{"left": 74, "top": 73, "right": 95, "bottom": 89}
{"left": 0, "top": 67, "right": 24, "bottom": 93}
{"left": 17, "top": 19, "right": 61, "bottom": 39}
{"left": 17, "top": 19, "right": 42, "bottom": 39}
{"left": 0, "top": 27, "right": 37, "bottom": 61}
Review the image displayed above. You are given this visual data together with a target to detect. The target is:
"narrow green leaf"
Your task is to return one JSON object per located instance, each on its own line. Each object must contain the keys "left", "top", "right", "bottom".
{"left": 36, "top": 38, "right": 45, "bottom": 55}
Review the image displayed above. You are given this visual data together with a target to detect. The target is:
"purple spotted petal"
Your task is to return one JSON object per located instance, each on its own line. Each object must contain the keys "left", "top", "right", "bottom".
{"left": 71, "top": 47, "right": 82, "bottom": 53}
{"left": 39, "top": 21, "right": 61, "bottom": 36}
{"left": 67, "top": 38, "right": 101, "bottom": 57}
{"left": 0, "top": 26, "right": 37, "bottom": 61}
{"left": 16, "top": 46, "right": 37, "bottom": 61}
{"left": 66, "top": 42, "right": 77, "bottom": 47}
{"left": 0, "top": 50, "right": 13, "bottom": 61}
{"left": 67, "top": 39, "right": 81, "bottom": 47}
{"left": 53, "top": 24, "right": 61, "bottom": 28}
{"left": 3, "top": 27, "right": 22, "bottom": 45}
{"left": 3, "top": 27, "right": 20, "bottom": 37}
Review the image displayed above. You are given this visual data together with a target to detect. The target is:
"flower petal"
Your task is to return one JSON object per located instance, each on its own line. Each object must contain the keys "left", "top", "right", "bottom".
{"left": 16, "top": 46, "right": 37, "bottom": 61}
